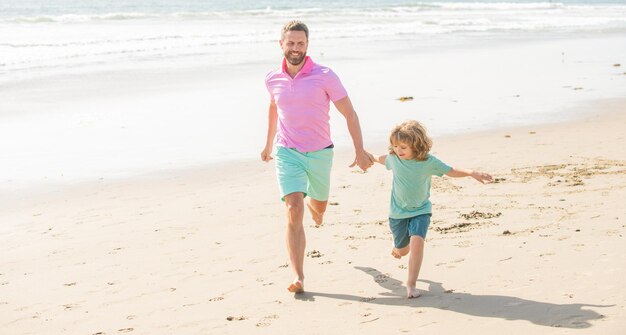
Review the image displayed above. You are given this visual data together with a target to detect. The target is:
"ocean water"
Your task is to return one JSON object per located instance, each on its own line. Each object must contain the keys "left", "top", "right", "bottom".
{"left": 2, "top": 1, "right": 626, "bottom": 83}
{"left": 1, "top": 1, "right": 626, "bottom": 194}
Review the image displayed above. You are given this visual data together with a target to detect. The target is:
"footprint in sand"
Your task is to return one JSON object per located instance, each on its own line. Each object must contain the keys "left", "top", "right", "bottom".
{"left": 108, "top": 247, "right": 123, "bottom": 255}
{"left": 63, "top": 304, "right": 78, "bottom": 310}
{"left": 307, "top": 250, "right": 322, "bottom": 258}
{"left": 374, "top": 274, "right": 389, "bottom": 283}
{"left": 455, "top": 240, "right": 472, "bottom": 248}
{"left": 606, "top": 230, "right": 621, "bottom": 237}
{"left": 226, "top": 316, "right": 247, "bottom": 321}
{"left": 256, "top": 314, "right": 279, "bottom": 328}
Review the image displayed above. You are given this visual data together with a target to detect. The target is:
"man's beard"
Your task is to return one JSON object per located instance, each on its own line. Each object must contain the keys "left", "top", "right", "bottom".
{"left": 285, "top": 51, "right": 306, "bottom": 66}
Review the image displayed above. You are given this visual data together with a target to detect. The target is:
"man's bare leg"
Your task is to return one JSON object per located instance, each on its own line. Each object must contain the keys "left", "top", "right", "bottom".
{"left": 307, "top": 198, "right": 328, "bottom": 226}
{"left": 285, "top": 192, "right": 306, "bottom": 293}
{"left": 407, "top": 236, "right": 425, "bottom": 298}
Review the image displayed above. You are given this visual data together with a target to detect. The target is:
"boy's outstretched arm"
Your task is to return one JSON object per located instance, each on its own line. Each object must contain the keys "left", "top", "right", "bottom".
{"left": 446, "top": 167, "right": 493, "bottom": 184}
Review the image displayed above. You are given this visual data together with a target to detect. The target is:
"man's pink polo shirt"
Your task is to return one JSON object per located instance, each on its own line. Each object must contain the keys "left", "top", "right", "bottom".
{"left": 265, "top": 56, "right": 348, "bottom": 152}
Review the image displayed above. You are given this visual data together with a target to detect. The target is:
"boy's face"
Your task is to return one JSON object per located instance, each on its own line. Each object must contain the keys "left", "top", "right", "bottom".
{"left": 392, "top": 141, "right": 415, "bottom": 160}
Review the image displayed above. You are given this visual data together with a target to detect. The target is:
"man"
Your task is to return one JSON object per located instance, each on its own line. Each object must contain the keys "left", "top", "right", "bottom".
{"left": 261, "top": 21, "right": 373, "bottom": 293}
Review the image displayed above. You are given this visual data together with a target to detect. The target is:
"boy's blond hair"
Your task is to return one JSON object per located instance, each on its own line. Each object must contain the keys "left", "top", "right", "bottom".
{"left": 388, "top": 120, "right": 432, "bottom": 161}
{"left": 281, "top": 20, "right": 309, "bottom": 40}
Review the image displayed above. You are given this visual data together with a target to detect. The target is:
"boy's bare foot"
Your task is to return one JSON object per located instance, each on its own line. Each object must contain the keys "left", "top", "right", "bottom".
{"left": 391, "top": 247, "right": 402, "bottom": 259}
{"left": 407, "top": 286, "right": 420, "bottom": 299}
{"left": 307, "top": 202, "right": 323, "bottom": 226}
{"left": 287, "top": 279, "right": 304, "bottom": 294}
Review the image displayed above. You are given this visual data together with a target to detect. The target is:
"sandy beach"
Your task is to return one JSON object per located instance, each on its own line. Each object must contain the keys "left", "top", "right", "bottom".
{"left": 1, "top": 96, "right": 625, "bottom": 334}
{"left": 2, "top": 2, "right": 626, "bottom": 333}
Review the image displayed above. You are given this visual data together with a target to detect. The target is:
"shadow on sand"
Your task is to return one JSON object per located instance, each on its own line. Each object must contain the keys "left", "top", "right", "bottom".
{"left": 294, "top": 266, "right": 611, "bottom": 329}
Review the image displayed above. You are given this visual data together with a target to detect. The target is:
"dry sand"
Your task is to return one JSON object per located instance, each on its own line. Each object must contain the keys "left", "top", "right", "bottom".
{"left": 1, "top": 99, "right": 625, "bottom": 334}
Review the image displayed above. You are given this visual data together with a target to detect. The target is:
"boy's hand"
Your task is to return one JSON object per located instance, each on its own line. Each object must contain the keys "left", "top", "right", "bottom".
{"left": 471, "top": 171, "right": 493, "bottom": 184}
{"left": 368, "top": 153, "right": 386, "bottom": 165}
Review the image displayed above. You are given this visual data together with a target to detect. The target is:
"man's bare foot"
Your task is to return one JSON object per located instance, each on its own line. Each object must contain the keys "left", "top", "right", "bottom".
{"left": 407, "top": 286, "right": 420, "bottom": 299}
{"left": 287, "top": 279, "right": 304, "bottom": 294}
{"left": 391, "top": 247, "right": 402, "bottom": 259}
{"left": 307, "top": 202, "right": 323, "bottom": 226}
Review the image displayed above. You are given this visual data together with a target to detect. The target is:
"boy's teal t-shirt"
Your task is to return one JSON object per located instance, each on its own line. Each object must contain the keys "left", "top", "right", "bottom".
{"left": 385, "top": 154, "right": 452, "bottom": 219}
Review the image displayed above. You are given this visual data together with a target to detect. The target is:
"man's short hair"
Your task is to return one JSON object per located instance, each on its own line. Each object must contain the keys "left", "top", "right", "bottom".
{"left": 281, "top": 21, "right": 309, "bottom": 40}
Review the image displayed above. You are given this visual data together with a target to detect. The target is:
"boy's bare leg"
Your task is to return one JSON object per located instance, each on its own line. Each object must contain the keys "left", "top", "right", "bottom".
{"left": 407, "top": 236, "right": 425, "bottom": 298}
{"left": 285, "top": 192, "right": 306, "bottom": 293}
{"left": 307, "top": 198, "right": 328, "bottom": 226}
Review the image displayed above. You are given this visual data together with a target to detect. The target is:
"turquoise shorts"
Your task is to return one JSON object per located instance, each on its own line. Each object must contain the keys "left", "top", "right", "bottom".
{"left": 389, "top": 214, "right": 431, "bottom": 248}
{"left": 275, "top": 145, "right": 334, "bottom": 201}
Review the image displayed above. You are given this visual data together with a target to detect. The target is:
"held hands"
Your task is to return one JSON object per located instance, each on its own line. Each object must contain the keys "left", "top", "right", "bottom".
{"left": 471, "top": 171, "right": 494, "bottom": 184}
{"left": 349, "top": 150, "right": 375, "bottom": 172}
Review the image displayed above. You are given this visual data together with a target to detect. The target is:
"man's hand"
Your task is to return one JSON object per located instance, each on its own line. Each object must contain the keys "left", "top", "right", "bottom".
{"left": 349, "top": 150, "right": 374, "bottom": 171}
{"left": 261, "top": 145, "right": 273, "bottom": 162}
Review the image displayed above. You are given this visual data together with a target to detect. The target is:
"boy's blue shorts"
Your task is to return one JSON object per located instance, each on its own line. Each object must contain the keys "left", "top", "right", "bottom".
{"left": 275, "top": 145, "right": 334, "bottom": 201}
{"left": 389, "top": 214, "right": 431, "bottom": 249}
